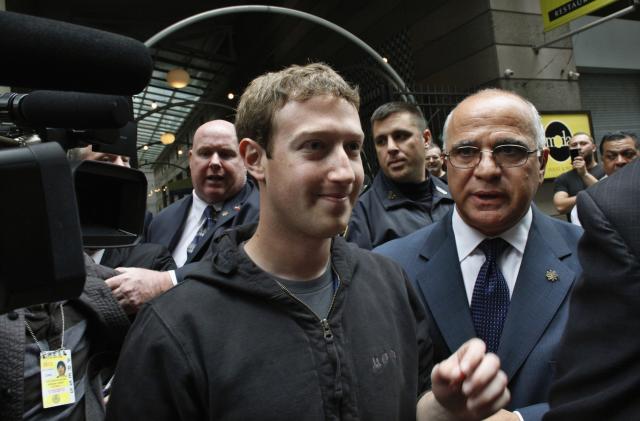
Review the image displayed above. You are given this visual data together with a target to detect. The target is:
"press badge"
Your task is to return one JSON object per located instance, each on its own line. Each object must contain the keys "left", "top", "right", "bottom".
{"left": 40, "top": 349, "right": 75, "bottom": 408}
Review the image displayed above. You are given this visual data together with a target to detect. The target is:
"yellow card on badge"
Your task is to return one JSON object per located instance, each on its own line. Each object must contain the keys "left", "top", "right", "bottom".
{"left": 40, "top": 349, "right": 75, "bottom": 408}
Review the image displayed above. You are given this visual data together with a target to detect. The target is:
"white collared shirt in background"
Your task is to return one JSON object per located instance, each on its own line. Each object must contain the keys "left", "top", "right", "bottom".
{"left": 88, "top": 249, "right": 105, "bottom": 265}
{"left": 172, "top": 190, "right": 222, "bottom": 267}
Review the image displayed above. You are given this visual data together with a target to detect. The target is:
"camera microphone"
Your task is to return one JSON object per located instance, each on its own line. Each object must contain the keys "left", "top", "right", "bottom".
{"left": 0, "top": 11, "right": 152, "bottom": 95}
{"left": 0, "top": 90, "right": 131, "bottom": 129}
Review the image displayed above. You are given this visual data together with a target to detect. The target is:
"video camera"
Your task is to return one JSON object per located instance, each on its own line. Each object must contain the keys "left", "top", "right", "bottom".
{"left": 0, "top": 11, "right": 154, "bottom": 312}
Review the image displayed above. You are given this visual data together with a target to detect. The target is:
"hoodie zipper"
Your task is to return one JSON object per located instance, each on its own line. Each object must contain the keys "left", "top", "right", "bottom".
{"left": 275, "top": 266, "right": 343, "bottom": 414}
{"left": 274, "top": 265, "right": 340, "bottom": 333}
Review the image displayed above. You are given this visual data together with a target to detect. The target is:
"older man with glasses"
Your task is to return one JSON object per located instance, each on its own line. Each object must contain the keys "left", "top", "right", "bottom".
{"left": 375, "top": 89, "right": 584, "bottom": 421}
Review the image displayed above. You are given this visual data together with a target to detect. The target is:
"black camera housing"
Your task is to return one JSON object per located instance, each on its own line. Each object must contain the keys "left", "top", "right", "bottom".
{"left": 0, "top": 142, "right": 85, "bottom": 311}
{"left": 72, "top": 159, "right": 147, "bottom": 248}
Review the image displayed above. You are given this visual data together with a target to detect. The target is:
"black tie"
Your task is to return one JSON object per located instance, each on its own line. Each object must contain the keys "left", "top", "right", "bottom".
{"left": 470, "top": 238, "right": 510, "bottom": 353}
{"left": 186, "top": 205, "right": 214, "bottom": 260}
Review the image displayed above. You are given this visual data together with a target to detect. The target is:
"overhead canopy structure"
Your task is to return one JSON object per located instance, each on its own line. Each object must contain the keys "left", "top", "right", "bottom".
{"left": 6, "top": 0, "right": 439, "bottom": 167}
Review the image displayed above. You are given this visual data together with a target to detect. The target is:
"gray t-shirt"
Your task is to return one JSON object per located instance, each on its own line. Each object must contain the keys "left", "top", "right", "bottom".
{"left": 239, "top": 243, "right": 335, "bottom": 318}
{"left": 275, "top": 268, "right": 334, "bottom": 319}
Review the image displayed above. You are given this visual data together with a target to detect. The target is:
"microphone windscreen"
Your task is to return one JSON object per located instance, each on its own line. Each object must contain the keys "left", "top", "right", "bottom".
{"left": 0, "top": 11, "right": 153, "bottom": 95}
{"left": 19, "top": 91, "right": 131, "bottom": 129}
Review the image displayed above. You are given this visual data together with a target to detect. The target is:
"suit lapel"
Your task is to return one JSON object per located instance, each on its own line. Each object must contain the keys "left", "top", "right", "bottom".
{"left": 497, "top": 210, "right": 576, "bottom": 379}
{"left": 415, "top": 219, "right": 476, "bottom": 354}
{"left": 100, "top": 248, "right": 118, "bottom": 268}
{"left": 168, "top": 196, "right": 193, "bottom": 253}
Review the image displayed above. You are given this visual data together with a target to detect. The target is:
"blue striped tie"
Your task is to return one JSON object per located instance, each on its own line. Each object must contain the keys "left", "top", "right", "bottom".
{"left": 470, "top": 238, "right": 510, "bottom": 353}
{"left": 186, "top": 205, "right": 214, "bottom": 260}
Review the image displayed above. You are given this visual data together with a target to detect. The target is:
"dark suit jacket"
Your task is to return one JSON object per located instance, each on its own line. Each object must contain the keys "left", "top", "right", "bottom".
{"left": 100, "top": 242, "right": 176, "bottom": 272}
{"left": 545, "top": 159, "right": 640, "bottom": 421}
{"left": 146, "top": 180, "right": 259, "bottom": 280}
{"left": 375, "top": 207, "right": 583, "bottom": 421}
{"left": 141, "top": 210, "right": 153, "bottom": 242}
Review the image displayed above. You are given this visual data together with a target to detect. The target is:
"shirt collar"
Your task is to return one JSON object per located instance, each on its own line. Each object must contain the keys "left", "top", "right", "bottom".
{"left": 87, "top": 248, "right": 105, "bottom": 265}
{"left": 452, "top": 205, "right": 532, "bottom": 262}
{"left": 191, "top": 190, "right": 223, "bottom": 214}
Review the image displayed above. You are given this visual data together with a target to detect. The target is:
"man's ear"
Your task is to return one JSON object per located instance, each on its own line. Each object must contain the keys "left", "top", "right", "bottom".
{"left": 422, "top": 129, "right": 432, "bottom": 146}
{"left": 538, "top": 148, "right": 550, "bottom": 183}
{"left": 239, "top": 138, "right": 265, "bottom": 181}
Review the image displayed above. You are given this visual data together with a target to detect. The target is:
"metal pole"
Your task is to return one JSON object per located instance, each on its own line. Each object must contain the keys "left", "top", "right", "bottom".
{"left": 138, "top": 161, "right": 188, "bottom": 172}
{"left": 135, "top": 100, "right": 235, "bottom": 122}
{"left": 145, "top": 5, "right": 414, "bottom": 102}
{"left": 533, "top": 2, "right": 637, "bottom": 53}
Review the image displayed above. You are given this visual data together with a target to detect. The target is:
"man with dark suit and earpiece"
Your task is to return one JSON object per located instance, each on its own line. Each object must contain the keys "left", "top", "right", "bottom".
{"left": 145, "top": 120, "right": 259, "bottom": 267}
{"left": 103, "top": 120, "right": 259, "bottom": 314}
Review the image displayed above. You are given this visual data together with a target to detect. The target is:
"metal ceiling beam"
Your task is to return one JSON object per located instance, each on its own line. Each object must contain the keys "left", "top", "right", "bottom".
{"left": 144, "top": 5, "right": 414, "bottom": 102}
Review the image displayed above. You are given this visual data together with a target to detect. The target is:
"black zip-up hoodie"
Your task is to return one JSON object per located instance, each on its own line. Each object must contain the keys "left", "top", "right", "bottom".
{"left": 107, "top": 224, "right": 433, "bottom": 421}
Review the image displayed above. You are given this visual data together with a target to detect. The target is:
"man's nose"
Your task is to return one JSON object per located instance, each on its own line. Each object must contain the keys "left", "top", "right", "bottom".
{"left": 386, "top": 136, "right": 399, "bottom": 153}
{"left": 210, "top": 153, "right": 221, "bottom": 167}
{"left": 615, "top": 154, "right": 627, "bottom": 165}
{"left": 329, "top": 148, "right": 356, "bottom": 183}
{"left": 474, "top": 150, "right": 501, "bottom": 178}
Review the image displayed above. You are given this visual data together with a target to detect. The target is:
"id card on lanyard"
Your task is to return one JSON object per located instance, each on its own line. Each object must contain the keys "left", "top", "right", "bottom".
{"left": 26, "top": 303, "right": 77, "bottom": 409}
{"left": 40, "top": 348, "right": 75, "bottom": 408}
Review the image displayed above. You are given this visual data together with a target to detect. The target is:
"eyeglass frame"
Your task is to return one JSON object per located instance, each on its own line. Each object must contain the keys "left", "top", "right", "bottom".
{"left": 443, "top": 143, "right": 541, "bottom": 169}
{"left": 602, "top": 148, "right": 639, "bottom": 162}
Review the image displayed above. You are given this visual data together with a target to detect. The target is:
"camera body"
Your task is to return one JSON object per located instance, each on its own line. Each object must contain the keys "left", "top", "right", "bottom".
{"left": 569, "top": 147, "right": 581, "bottom": 162}
{"left": 0, "top": 11, "right": 152, "bottom": 313}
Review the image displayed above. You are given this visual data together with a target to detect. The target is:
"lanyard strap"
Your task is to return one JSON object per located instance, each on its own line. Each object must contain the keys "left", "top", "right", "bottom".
{"left": 25, "top": 303, "right": 65, "bottom": 352}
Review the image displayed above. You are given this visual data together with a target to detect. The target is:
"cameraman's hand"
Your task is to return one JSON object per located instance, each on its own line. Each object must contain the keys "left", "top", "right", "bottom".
{"left": 572, "top": 156, "right": 586, "bottom": 176}
{"left": 105, "top": 268, "right": 173, "bottom": 314}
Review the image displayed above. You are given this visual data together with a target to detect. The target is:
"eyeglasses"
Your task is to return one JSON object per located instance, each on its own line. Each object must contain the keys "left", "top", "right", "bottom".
{"left": 603, "top": 149, "right": 638, "bottom": 161}
{"left": 444, "top": 144, "right": 539, "bottom": 169}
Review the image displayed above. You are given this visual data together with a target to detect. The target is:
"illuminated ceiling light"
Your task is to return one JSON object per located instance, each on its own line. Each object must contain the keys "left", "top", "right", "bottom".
{"left": 382, "top": 57, "right": 388, "bottom": 63}
{"left": 150, "top": 101, "right": 158, "bottom": 109}
{"left": 178, "top": 149, "right": 183, "bottom": 155}
{"left": 227, "top": 92, "right": 235, "bottom": 100}
{"left": 160, "top": 132, "right": 175, "bottom": 145}
{"left": 142, "top": 144, "right": 149, "bottom": 151}
{"left": 166, "top": 68, "right": 190, "bottom": 89}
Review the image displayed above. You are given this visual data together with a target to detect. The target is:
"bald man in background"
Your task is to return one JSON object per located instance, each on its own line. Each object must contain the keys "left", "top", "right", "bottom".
{"left": 104, "top": 120, "right": 260, "bottom": 313}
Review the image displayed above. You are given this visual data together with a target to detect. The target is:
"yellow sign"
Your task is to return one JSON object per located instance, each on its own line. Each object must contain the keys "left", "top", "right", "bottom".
{"left": 541, "top": 0, "right": 619, "bottom": 31}
{"left": 541, "top": 112, "right": 593, "bottom": 180}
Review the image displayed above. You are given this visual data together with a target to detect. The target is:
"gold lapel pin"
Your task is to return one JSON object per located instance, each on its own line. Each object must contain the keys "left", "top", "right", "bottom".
{"left": 221, "top": 211, "right": 229, "bottom": 217}
{"left": 387, "top": 191, "right": 398, "bottom": 200}
{"left": 545, "top": 270, "right": 559, "bottom": 283}
{"left": 233, "top": 205, "right": 241, "bottom": 211}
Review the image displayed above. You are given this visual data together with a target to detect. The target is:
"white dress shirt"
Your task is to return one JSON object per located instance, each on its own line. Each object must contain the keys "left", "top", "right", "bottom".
{"left": 452, "top": 206, "right": 533, "bottom": 304}
{"left": 453, "top": 207, "right": 531, "bottom": 421}
{"left": 172, "top": 190, "right": 221, "bottom": 268}
{"left": 88, "top": 249, "right": 105, "bottom": 265}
